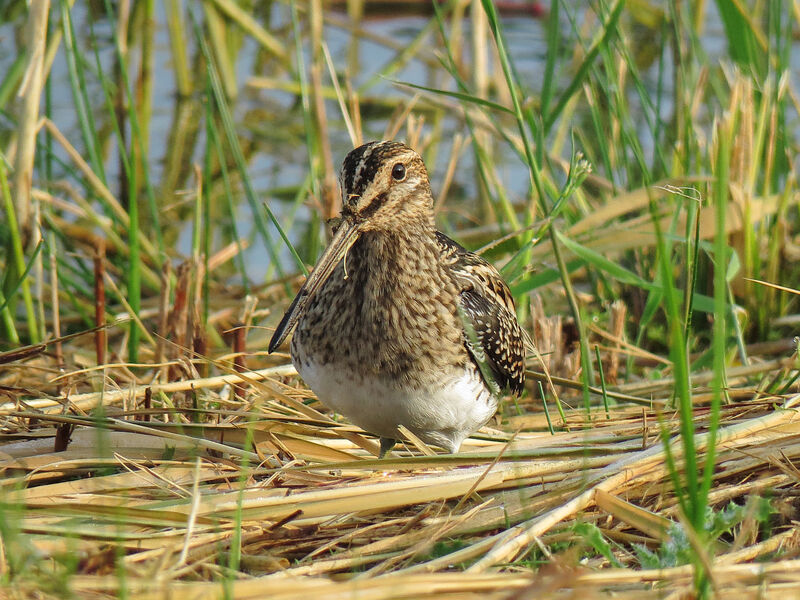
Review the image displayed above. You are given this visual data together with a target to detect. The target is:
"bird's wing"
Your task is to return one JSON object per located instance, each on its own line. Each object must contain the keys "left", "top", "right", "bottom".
{"left": 436, "top": 232, "right": 526, "bottom": 394}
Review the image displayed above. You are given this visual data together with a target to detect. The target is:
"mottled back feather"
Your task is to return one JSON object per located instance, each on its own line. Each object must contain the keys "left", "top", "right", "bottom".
{"left": 436, "top": 232, "right": 526, "bottom": 394}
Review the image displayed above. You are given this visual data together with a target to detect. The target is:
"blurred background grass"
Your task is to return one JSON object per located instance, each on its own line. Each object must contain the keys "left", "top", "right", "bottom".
{"left": 1, "top": 1, "right": 796, "bottom": 355}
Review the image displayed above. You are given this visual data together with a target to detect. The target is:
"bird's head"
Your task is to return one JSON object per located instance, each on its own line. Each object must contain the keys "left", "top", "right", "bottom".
{"left": 338, "top": 140, "right": 433, "bottom": 231}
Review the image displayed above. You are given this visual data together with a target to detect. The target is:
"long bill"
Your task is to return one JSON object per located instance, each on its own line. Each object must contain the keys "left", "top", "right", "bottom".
{"left": 268, "top": 219, "right": 363, "bottom": 353}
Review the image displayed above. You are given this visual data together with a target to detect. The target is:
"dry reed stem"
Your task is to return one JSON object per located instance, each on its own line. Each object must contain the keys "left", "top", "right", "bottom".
{"left": 13, "top": 1, "right": 49, "bottom": 238}
{"left": 3, "top": 332, "right": 800, "bottom": 598}
{"left": 39, "top": 118, "right": 159, "bottom": 262}
{"left": 209, "top": 0, "right": 288, "bottom": 61}
{"left": 468, "top": 395, "right": 800, "bottom": 570}
{"left": 0, "top": 364, "right": 297, "bottom": 414}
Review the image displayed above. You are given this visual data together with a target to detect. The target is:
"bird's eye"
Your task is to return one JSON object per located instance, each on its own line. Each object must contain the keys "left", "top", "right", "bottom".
{"left": 391, "top": 163, "right": 406, "bottom": 181}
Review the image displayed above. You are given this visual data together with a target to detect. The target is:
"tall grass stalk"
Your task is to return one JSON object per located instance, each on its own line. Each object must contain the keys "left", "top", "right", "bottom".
{"left": 100, "top": 0, "right": 164, "bottom": 256}
{"left": 0, "top": 286, "right": 19, "bottom": 345}
{"left": 132, "top": 0, "right": 155, "bottom": 220}
{"left": 290, "top": 0, "right": 320, "bottom": 249}
{"left": 544, "top": 1, "right": 625, "bottom": 136}
{"left": 205, "top": 98, "right": 249, "bottom": 291}
{"left": 210, "top": 0, "right": 289, "bottom": 63}
{"left": 480, "top": 0, "right": 596, "bottom": 410}
{"left": 0, "top": 55, "right": 27, "bottom": 111}
{"left": 126, "top": 187, "right": 142, "bottom": 363}
{"left": 59, "top": 0, "right": 106, "bottom": 186}
{"left": 0, "top": 159, "right": 38, "bottom": 343}
{"left": 699, "top": 103, "right": 734, "bottom": 544}
{"left": 203, "top": 1, "right": 237, "bottom": 100}
{"left": 164, "top": 1, "right": 193, "bottom": 97}
{"left": 193, "top": 13, "right": 304, "bottom": 285}
{"left": 81, "top": 30, "right": 159, "bottom": 278}
{"left": 649, "top": 186, "right": 699, "bottom": 556}
{"left": 478, "top": 0, "right": 544, "bottom": 212}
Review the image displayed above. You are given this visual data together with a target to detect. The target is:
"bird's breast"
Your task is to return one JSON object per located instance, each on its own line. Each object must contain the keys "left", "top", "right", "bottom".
{"left": 292, "top": 231, "right": 467, "bottom": 382}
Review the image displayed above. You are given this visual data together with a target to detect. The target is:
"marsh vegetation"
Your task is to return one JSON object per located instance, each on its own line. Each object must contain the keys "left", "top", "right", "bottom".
{"left": 1, "top": 1, "right": 799, "bottom": 597}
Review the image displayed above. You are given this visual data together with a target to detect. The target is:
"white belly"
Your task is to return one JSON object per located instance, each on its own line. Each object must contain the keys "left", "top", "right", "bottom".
{"left": 295, "top": 361, "right": 497, "bottom": 453}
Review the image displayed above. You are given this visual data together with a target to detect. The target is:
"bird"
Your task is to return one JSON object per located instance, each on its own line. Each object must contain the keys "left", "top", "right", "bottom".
{"left": 268, "top": 140, "right": 526, "bottom": 456}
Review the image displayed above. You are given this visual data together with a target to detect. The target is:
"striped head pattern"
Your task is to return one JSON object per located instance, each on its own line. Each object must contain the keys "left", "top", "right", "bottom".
{"left": 337, "top": 141, "right": 434, "bottom": 230}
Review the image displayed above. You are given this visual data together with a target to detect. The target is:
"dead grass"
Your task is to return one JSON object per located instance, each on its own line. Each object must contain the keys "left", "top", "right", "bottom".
{"left": 2, "top": 323, "right": 800, "bottom": 599}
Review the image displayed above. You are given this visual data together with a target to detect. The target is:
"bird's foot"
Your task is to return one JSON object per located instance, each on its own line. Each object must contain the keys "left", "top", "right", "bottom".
{"left": 379, "top": 437, "right": 396, "bottom": 458}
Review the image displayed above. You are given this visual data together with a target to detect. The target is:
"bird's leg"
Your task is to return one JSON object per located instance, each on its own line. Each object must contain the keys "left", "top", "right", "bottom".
{"left": 379, "top": 437, "right": 396, "bottom": 458}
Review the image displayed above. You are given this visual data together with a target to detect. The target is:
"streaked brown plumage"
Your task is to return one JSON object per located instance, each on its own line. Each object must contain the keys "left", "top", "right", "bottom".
{"left": 269, "top": 141, "right": 525, "bottom": 454}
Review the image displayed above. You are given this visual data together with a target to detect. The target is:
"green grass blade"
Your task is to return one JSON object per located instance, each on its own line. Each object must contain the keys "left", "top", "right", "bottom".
{"left": 544, "top": 0, "right": 625, "bottom": 134}
{"left": 650, "top": 192, "right": 699, "bottom": 527}
{"left": 479, "top": 0, "right": 546, "bottom": 213}
{"left": 100, "top": 0, "right": 164, "bottom": 257}
{"left": 700, "top": 114, "right": 733, "bottom": 514}
{"left": 192, "top": 14, "right": 304, "bottom": 282}
{"left": 0, "top": 155, "right": 39, "bottom": 343}
{"left": 539, "top": 0, "right": 560, "bottom": 117}
{"left": 205, "top": 87, "right": 250, "bottom": 292}
{"left": 59, "top": 0, "right": 107, "bottom": 185}
{"left": 389, "top": 79, "right": 514, "bottom": 115}
{"left": 0, "top": 240, "right": 44, "bottom": 317}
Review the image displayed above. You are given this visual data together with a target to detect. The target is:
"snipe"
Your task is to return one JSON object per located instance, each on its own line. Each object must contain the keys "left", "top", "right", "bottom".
{"left": 269, "top": 141, "right": 526, "bottom": 455}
